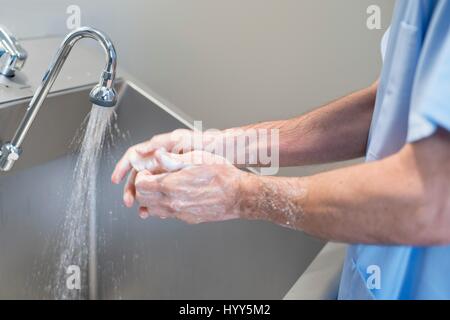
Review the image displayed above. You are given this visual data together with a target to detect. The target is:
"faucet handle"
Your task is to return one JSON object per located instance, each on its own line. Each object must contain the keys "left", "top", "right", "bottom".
{"left": 0, "top": 26, "right": 27, "bottom": 77}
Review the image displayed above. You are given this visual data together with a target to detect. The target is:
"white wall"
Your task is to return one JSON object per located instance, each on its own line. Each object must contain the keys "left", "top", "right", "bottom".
{"left": 1, "top": 0, "right": 394, "bottom": 175}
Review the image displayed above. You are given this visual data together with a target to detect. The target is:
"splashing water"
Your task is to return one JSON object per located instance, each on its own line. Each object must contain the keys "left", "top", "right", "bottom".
{"left": 52, "top": 105, "right": 116, "bottom": 300}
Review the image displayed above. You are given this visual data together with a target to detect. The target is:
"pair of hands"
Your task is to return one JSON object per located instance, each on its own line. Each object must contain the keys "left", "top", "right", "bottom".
{"left": 111, "top": 130, "right": 250, "bottom": 224}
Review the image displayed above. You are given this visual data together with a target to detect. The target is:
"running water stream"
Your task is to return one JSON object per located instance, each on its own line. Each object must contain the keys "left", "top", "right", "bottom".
{"left": 52, "top": 105, "right": 116, "bottom": 299}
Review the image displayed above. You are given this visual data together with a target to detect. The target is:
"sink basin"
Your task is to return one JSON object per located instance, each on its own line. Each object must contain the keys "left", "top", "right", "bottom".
{"left": 0, "top": 81, "right": 324, "bottom": 299}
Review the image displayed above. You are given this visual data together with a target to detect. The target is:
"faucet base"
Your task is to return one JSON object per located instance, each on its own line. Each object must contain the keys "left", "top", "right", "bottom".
{"left": 0, "top": 143, "right": 21, "bottom": 172}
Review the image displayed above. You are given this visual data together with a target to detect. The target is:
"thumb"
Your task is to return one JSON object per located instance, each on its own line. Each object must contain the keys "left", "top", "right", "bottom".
{"left": 154, "top": 149, "right": 190, "bottom": 172}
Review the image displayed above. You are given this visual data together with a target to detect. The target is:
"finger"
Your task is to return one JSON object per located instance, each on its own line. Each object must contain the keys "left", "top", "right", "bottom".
{"left": 148, "top": 150, "right": 227, "bottom": 175}
{"left": 175, "top": 212, "right": 204, "bottom": 225}
{"left": 129, "top": 150, "right": 159, "bottom": 172}
{"left": 112, "top": 147, "right": 159, "bottom": 184}
{"left": 112, "top": 148, "right": 135, "bottom": 184}
{"left": 135, "top": 129, "right": 197, "bottom": 155}
{"left": 135, "top": 171, "right": 169, "bottom": 197}
{"left": 123, "top": 169, "right": 137, "bottom": 208}
{"left": 149, "top": 208, "right": 170, "bottom": 220}
{"left": 154, "top": 149, "right": 189, "bottom": 172}
{"left": 139, "top": 207, "right": 150, "bottom": 220}
{"left": 171, "top": 150, "right": 230, "bottom": 167}
{"left": 134, "top": 137, "right": 162, "bottom": 155}
{"left": 134, "top": 134, "right": 174, "bottom": 155}
{"left": 128, "top": 149, "right": 189, "bottom": 176}
{"left": 135, "top": 185, "right": 164, "bottom": 203}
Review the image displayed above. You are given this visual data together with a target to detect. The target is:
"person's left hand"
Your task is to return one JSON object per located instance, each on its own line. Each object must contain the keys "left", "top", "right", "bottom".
{"left": 113, "top": 149, "right": 249, "bottom": 223}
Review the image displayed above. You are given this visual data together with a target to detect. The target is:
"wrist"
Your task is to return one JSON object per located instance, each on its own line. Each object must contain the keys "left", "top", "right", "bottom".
{"left": 238, "top": 173, "right": 309, "bottom": 229}
{"left": 237, "top": 172, "right": 265, "bottom": 221}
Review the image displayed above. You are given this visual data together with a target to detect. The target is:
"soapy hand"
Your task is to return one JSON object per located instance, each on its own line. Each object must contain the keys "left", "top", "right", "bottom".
{"left": 112, "top": 148, "right": 248, "bottom": 224}
{"left": 111, "top": 129, "right": 224, "bottom": 185}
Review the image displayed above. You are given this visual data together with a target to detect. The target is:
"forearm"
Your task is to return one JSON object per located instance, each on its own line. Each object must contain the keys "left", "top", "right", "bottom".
{"left": 229, "top": 82, "right": 378, "bottom": 166}
{"left": 241, "top": 159, "right": 429, "bottom": 244}
{"left": 245, "top": 159, "right": 423, "bottom": 244}
{"left": 240, "top": 131, "right": 450, "bottom": 245}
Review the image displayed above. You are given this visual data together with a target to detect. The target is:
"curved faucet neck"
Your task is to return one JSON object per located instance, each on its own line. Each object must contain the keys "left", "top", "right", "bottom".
{"left": 42, "top": 27, "right": 117, "bottom": 92}
{"left": 57, "top": 27, "right": 117, "bottom": 87}
{"left": 0, "top": 27, "right": 118, "bottom": 172}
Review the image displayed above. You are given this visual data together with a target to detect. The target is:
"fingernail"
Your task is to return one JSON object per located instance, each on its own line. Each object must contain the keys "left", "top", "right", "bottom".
{"left": 140, "top": 211, "right": 149, "bottom": 220}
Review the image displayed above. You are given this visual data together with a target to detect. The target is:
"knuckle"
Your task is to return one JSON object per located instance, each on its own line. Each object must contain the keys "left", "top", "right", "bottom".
{"left": 159, "top": 179, "right": 173, "bottom": 194}
{"left": 167, "top": 199, "right": 180, "bottom": 211}
{"left": 177, "top": 213, "right": 202, "bottom": 225}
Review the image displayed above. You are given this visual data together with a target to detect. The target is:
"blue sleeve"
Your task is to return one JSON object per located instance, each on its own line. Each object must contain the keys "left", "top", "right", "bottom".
{"left": 407, "top": 4, "right": 450, "bottom": 142}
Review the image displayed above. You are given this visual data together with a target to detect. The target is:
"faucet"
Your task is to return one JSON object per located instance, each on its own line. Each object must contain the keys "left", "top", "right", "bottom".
{"left": 0, "top": 26, "right": 28, "bottom": 77}
{"left": 0, "top": 27, "right": 118, "bottom": 172}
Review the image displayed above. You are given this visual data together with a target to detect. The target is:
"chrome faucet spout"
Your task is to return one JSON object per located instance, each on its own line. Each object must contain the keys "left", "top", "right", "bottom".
{"left": 0, "top": 27, "right": 118, "bottom": 172}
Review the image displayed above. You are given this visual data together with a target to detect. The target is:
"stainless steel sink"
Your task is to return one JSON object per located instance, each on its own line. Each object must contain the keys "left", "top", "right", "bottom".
{"left": 0, "top": 81, "right": 324, "bottom": 299}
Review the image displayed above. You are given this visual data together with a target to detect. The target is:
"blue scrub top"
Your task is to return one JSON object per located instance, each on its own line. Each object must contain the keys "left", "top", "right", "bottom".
{"left": 338, "top": 0, "right": 450, "bottom": 300}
